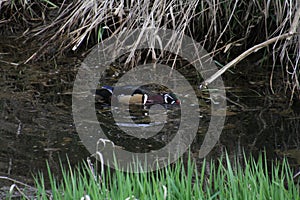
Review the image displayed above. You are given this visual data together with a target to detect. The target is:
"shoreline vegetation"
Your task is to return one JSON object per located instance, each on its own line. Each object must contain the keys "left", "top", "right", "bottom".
{"left": 1, "top": 0, "right": 300, "bottom": 199}
{"left": 3, "top": 152, "right": 300, "bottom": 199}
{"left": 1, "top": 0, "right": 299, "bottom": 98}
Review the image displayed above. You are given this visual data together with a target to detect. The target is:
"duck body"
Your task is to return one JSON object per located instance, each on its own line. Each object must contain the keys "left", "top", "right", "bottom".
{"left": 94, "top": 85, "right": 180, "bottom": 106}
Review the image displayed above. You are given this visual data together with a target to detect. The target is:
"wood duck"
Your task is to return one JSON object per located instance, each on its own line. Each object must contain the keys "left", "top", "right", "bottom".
{"left": 94, "top": 85, "right": 180, "bottom": 106}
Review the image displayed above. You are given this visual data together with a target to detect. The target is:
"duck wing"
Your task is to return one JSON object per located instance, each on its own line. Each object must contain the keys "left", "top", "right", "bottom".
{"left": 113, "top": 85, "right": 148, "bottom": 96}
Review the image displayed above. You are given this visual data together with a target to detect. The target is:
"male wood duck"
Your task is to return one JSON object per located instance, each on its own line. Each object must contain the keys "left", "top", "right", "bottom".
{"left": 94, "top": 85, "right": 180, "bottom": 106}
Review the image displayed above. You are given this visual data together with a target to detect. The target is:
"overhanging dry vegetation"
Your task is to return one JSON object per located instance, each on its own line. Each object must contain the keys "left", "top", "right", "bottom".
{"left": 1, "top": 0, "right": 299, "bottom": 97}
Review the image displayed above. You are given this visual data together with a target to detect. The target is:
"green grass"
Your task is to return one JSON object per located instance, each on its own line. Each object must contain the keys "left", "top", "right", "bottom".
{"left": 8, "top": 153, "right": 300, "bottom": 199}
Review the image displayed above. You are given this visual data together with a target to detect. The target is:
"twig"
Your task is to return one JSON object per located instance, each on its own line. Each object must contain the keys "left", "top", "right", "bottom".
{"left": 0, "top": 176, "right": 52, "bottom": 197}
{"left": 0, "top": 59, "right": 19, "bottom": 66}
{"left": 8, "top": 184, "right": 30, "bottom": 200}
{"left": 200, "top": 3, "right": 300, "bottom": 89}
{"left": 293, "top": 170, "right": 300, "bottom": 179}
{"left": 200, "top": 32, "right": 296, "bottom": 88}
{"left": 0, "top": 176, "right": 33, "bottom": 188}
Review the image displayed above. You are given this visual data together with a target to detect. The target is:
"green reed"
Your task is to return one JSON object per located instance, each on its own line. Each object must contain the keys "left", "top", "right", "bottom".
{"left": 9, "top": 152, "right": 298, "bottom": 200}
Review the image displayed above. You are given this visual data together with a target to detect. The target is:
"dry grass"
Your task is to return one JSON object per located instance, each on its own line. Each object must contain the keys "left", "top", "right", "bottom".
{"left": 1, "top": 0, "right": 299, "bottom": 96}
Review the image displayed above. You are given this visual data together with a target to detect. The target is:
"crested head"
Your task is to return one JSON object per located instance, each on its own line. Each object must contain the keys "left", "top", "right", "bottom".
{"left": 163, "top": 93, "right": 180, "bottom": 105}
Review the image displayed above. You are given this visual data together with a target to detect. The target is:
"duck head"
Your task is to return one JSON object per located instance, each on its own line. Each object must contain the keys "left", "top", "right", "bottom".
{"left": 144, "top": 93, "right": 180, "bottom": 105}
{"left": 163, "top": 93, "right": 180, "bottom": 105}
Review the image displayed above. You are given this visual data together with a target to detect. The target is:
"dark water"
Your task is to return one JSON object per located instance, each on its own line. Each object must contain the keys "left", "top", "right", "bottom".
{"left": 0, "top": 37, "right": 299, "bottom": 195}
{"left": 0, "top": 37, "right": 90, "bottom": 189}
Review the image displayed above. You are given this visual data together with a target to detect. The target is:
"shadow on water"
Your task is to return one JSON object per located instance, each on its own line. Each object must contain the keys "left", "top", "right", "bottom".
{"left": 0, "top": 36, "right": 299, "bottom": 194}
{"left": 95, "top": 103, "right": 183, "bottom": 153}
{"left": 0, "top": 37, "right": 90, "bottom": 190}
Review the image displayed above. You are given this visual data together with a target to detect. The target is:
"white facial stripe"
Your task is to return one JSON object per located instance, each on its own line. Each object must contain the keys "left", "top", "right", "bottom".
{"left": 143, "top": 94, "right": 148, "bottom": 105}
{"left": 164, "top": 95, "right": 168, "bottom": 103}
{"left": 164, "top": 94, "right": 172, "bottom": 103}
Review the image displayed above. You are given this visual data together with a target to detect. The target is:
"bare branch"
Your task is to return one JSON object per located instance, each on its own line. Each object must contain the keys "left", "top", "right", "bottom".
{"left": 200, "top": 3, "right": 300, "bottom": 89}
